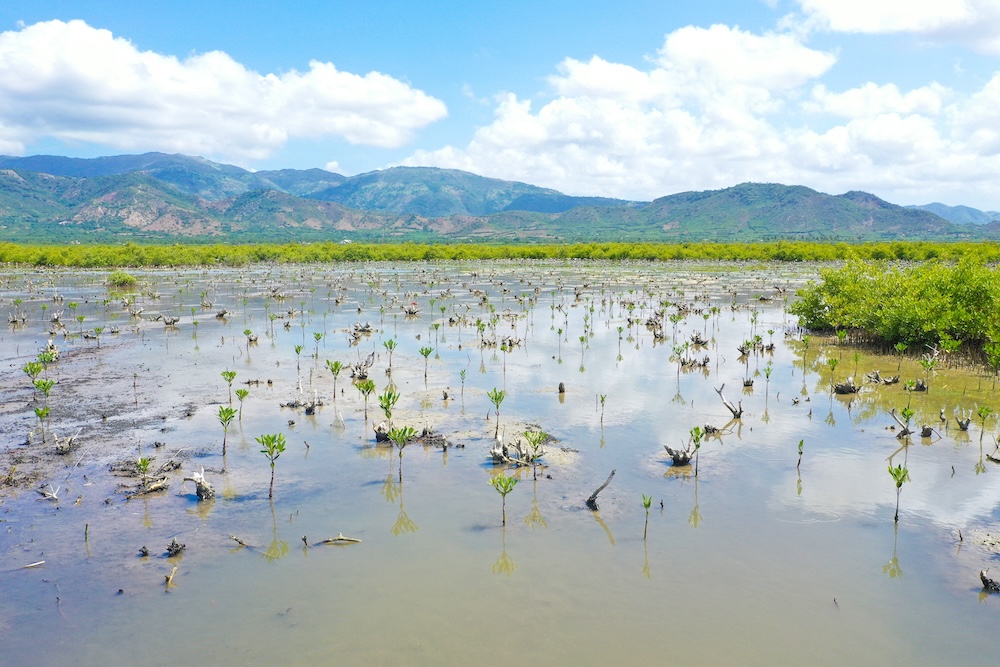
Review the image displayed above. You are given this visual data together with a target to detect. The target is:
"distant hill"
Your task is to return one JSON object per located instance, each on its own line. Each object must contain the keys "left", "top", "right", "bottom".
{"left": 308, "top": 166, "right": 642, "bottom": 216}
{"left": 906, "top": 202, "right": 1000, "bottom": 225}
{"left": 0, "top": 153, "right": 990, "bottom": 243}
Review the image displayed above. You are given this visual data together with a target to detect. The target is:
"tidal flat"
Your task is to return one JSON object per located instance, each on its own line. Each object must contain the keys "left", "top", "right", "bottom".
{"left": 2, "top": 260, "right": 999, "bottom": 666}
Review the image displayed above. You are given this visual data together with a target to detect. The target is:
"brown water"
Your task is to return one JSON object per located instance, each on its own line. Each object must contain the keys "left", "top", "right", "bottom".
{"left": 1, "top": 261, "right": 998, "bottom": 666}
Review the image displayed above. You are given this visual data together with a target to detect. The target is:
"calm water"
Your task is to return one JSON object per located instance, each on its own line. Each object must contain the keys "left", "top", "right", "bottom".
{"left": 1, "top": 261, "right": 998, "bottom": 666}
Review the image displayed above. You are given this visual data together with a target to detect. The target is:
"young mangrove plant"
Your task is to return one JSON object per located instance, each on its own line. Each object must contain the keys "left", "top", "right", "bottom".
{"left": 379, "top": 387, "right": 400, "bottom": 429}
{"left": 258, "top": 432, "right": 287, "bottom": 500}
{"left": 888, "top": 463, "right": 910, "bottom": 523}
{"left": 221, "top": 370, "right": 237, "bottom": 405}
{"left": 642, "top": 494, "right": 653, "bottom": 540}
{"left": 217, "top": 405, "right": 237, "bottom": 456}
{"left": 235, "top": 388, "right": 249, "bottom": 421}
{"left": 389, "top": 425, "right": 417, "bottom": 483}
{"left": 690, "top": 426, "right": 704, "bottom": 477}
{"left": 326, "top": 359, "right": 344, "bottom": 396}
{"left": 488, "top": 387, "right": 506, "bottom": 439}
{"left": 419, "top": 345, "right": 433, "bottom": 381}
{"left": 356, "top": 379, "right": 376, "bottom": 421}
{"left": 383, "top": 338, "right": 397, "bottom": 372}
{"left": 489, "top": 472, "right": 518, "bottom": 526}
{"left": 797, "top": 439, "right": 804, "bottom": 470}
{"left": 978, "top": 405, "right": 992, "bottom": 444}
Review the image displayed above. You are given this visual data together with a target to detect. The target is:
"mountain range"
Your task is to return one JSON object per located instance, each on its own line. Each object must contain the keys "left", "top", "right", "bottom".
{"left": 0, "top": 152, "right": 993, "bottom": 243}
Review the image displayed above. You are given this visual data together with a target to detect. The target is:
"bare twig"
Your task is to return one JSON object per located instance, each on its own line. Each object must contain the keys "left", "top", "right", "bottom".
{"left": 714, "top": 384, "right": 743, "bottom": 419}
{"left": 586, "top": 469, "right": 616, "bottom": 510}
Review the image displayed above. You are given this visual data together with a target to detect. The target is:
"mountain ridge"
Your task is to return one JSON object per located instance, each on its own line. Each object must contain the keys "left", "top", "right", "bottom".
{"left": 0, "top": 152, "right": 987, "bottom": 243}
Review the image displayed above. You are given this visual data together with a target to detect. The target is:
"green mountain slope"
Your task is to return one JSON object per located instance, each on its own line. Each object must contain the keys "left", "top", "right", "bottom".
{"left": 310, "top": 166, "right": 641, "bottom": 216}
{"left": 0, "top": 155, "right": 988, "bottom": 243}
{"left": 907, "top": 202, "right": 999, "bottom": 225}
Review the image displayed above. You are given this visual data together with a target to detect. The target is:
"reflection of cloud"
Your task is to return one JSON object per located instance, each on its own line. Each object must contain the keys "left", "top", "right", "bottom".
{"left": 771, "top": 443, "right": 1000, "bottom": 528}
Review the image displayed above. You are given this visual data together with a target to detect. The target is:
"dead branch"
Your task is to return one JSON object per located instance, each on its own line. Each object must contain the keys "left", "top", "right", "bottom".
{"left": 714, "top": 384, "right": 743, "bottom": 419}
{"left": 165, "top": 566, "right": 178, "bottom": 590}
{"left": 981, "top": 569, "right": 1000, "bottom": 593}
{"left": 313, "top": 532, "right": 362, "bottom": 545}
{"left": 586, "top": 469, "right": 616, "bottom": 511}
{"left": 888, "top": 409, "right": 914, "bottom": 440}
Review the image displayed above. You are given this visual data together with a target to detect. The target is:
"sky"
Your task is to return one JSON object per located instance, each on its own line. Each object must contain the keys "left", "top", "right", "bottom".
{"left": 1, "top": 1, "right": 1000, "bottom": 208}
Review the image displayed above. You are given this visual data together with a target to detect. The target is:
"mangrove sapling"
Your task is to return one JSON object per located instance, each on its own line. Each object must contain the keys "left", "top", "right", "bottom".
{"left": 221, "top": 370, "right": 237, "bottom": 405}
{"left": 388, "top": 425, "right": 417, "bottom": 482}
{"left": 894, "top": 342, "right": 908, "bottom": 372}
{"left": 888, "top": 463, "right": 910, "bottom": 523}
{"left": 326, "top": 359, "right": 344, "bottom": 396}
{"left": 383, "top": 338, "right": 397, "bottom": 372}
{"left": 796, "top": 439, "right": 804, "bottom": 470}
{"left": 459, "top": 368, "right": 467, "bottom": 397}
{"left": 235, "top": 389, "right": 249, "bottom": 421}
{"left": 488, "top": 387, "right": 506, "bottom": 439}
{"left": 489, "top": 472, "right": 518, "bottom": 526}
{"left": 294, "top": 344, "right": 303, "bottom": 375}
{"left": 313, "top": 332, "right": 323, "bottom": 358}
{"left": 378, "top": 387, "right": 400, "bottom": 429}
{"left": 258, "top": 433, "right": 287, "bottom": 500}
{"left": 978, "top": 405, "right": 992, "bottom": 444}
{"left": 136, "top": 456, "right": 152, "bottom": 487}
{"left": 217, "top": 405, "right": 237, "bottom": 456}
{"left": 599, "top": 394, "right": 606, "bottom": 425}
{"left": 826, "top": 357, "right": 840, "bottom": 392}
{"left": 642, "top": 494, "right": 652, "bottom": 540}
{"left": 356, "top": 379, "right": 376, "bottom": 422}
{"left": 690, "top": 426, "right": 704, "bottom": 477}
{"left": 93, "top": 325, "right": 104, "bottom": 348}
{"left": 419, "top": 345, "right": 433, "bottom": 381}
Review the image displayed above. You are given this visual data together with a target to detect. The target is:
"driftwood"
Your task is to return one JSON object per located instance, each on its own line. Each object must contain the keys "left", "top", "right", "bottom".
{"left": 124, "top": 477, "right": 169, "bottom": 499}
{"left": 166, "top": 538, "right": 186, "bottom": 557}
{"left": 586, "top": 469, "right": 616, "bottom": 510}
{"left": 664, "top": 443, "right": 694, "bottom": 466}
{"left": 866, "top": 370, "right": 899, "bottom": 385}
{"left": 311, "top": 533, "right": 362, "bottom": 545}
{"left": 490, "top": 435, "right": 545, "bottom": 466}
{"left": 350, "top": 351, "right": 375, "bottom": 379}
{"left": 956, "top": 416, "right": 972, "bottom": 431}
{"left": 981, "top": 570, "right": 1000, "bottom": 593}
{"left": 833, "top": 377, "right": 859, "bottom": 394}
{"left": 714, "top": 384, "right": 743, "bottom": 419}
{"left": 165, "top": 566, "right": 178, "bottom": 589}
{"left": 920, "top": 425, "right": 942, "bottom": 439}
{"left": 888, "top": 409, "right": 914, "bottom": 440}
{"left": 182, "top": 468, "right": 215, "bottom": 500}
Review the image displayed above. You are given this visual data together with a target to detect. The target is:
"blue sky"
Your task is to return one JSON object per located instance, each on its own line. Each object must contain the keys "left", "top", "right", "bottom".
{"left": 1, "top": 1, "right": 1000, "bottom": 208}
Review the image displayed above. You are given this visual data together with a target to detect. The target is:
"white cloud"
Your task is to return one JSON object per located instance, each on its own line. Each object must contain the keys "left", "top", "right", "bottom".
{"left": 793, "top": 0, "right": 1000, "bottom": 54}
{"left": 405, "top": 26, "right": 835, "bottom": 199}
{"left": 403, "top": 21, "right": 1000, "bottom": 208}
{"left": 807, "top": 82, "right": 949, "bottom": 118}
{"left": 0, "top": 20, "right": 447, "bottom": 160}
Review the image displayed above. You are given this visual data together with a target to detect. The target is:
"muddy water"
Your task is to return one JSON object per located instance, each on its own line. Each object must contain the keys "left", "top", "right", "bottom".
{"left": 1, "top": 261, "right": 998, "bottom": 666}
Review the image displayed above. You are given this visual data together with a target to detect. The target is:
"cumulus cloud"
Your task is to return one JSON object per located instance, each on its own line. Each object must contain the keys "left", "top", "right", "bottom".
{"left": 0, "top": 20, "right": 447, "bottom": 160}
{"left": 401, "top": 19, "right": 1000, "bottom": 208}
{"left": 793, "top": 0, "right": 1000, "bottom": 53}
{"left": 405, "top": 26, "right": 835, "bottom": 199}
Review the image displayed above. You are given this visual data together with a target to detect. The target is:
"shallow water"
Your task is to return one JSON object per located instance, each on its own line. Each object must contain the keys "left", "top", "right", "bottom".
{"left": 1, "top": 261, "right": 999, "bottom": 666}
